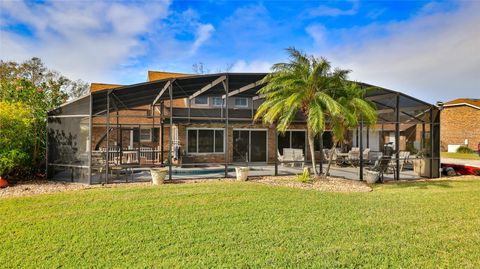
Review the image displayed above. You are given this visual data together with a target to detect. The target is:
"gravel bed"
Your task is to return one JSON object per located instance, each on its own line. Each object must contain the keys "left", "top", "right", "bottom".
{"left": 0, "top": 176, "right": 371, "bottom": 199}
{"left": 249, "top": 176, "right": 373, "bottom": 192}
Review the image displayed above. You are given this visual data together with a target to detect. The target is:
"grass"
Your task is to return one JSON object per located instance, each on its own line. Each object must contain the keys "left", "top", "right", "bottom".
{"left": 1, "top": 179, "right": 480, "bottom": 268}
{"left": 441, "top": 152, "right": 480, "bottom": 160}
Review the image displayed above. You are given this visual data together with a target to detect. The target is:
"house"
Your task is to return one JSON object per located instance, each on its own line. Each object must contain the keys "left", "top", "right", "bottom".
{"left": 440, "top": 98, "right": 480, "bottom": 152}
{"left": 46, "top": 71, "right": 440, "bottom": 184}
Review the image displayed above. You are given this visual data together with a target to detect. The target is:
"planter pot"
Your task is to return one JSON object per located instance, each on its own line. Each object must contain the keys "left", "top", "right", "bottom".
{"left": 235, "top": 167, "right": 249, "bottom": 181}
{"left": 365, "top": 171, "right": 380, "bottom": 184}
{"left": 0, "top": 177, "right": 8, "bottom": 188}
{"left": 150, "top": 168, "right": 168, "bottom": 185}
{"left": 414, "top": 159, "right": 439, "bottom": 178}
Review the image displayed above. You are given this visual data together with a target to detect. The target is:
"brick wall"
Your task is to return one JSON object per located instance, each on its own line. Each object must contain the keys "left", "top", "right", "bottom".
{"left": 441, "top": 105, "right": 480, "bottom": 150}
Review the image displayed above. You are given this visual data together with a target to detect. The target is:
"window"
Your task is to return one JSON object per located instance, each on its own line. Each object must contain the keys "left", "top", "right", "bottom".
{"left": 212, "top": 96, "right": 224, "bottom": 107}
{"left": 194, "top": 96, "right": 208, "bottom": 105}
{"left": 277, "top": 130, "right": 305, "bottom": 154}
{"left": 140, "top": 128, "right": 151, "bottom": 141}
{"left": 187, "top": 129, "right": 224, "bottom": 153}
{"left": 235, "top": 97, "right": 248, "bottom": 107}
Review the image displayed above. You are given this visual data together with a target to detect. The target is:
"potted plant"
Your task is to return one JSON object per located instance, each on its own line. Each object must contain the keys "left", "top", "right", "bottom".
{"left": 235, "top": 167, "right": 249, "bottom": 181}
{"left": 150, "top": 167, "right": 168, "bottom": 185}
{"left": 0, "top": 175, "right": 8, "bottom": 188}
{"left": 365, "top": 170, "right": 380, "bottom": 184}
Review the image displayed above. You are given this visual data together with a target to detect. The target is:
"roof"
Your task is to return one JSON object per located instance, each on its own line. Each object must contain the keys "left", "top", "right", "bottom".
{"left": 90, "top": 83, "right": 124, "bottom": 93}
{"left": 50, "top": 72, "right": 436, "bottom": 124}
{"left": 444, "top": 98, "right": 480, "bottom": 110}
{"left": 148, "top": 71, "right": 191, "bottom": 81}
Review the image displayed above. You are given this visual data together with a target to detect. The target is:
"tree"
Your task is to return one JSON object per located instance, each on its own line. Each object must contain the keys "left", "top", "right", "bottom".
{"left": 0, "top": 57, "right": 86, "bottom": 177}
{"left": 0, "top": 101, "right": 34, "bottom": 177}
{"left": 254, "top": 48, "right": 348, "bottom": 176}
{"left": 324, "top": 83, "right": 377, "bottom": 176}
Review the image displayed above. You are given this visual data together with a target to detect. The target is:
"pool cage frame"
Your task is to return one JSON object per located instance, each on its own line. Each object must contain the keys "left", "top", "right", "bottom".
{"left": 46, "top": 73, "right": 440, "bottom": 184}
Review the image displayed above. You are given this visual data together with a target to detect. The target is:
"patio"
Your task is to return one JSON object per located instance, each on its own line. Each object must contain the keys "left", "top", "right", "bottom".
{"left": 46, "top": 72, "right": 440, "bottom": 184}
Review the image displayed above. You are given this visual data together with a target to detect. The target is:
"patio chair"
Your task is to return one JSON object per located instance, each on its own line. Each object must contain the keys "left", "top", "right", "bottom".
{"left": 362, "top": 148, "right": 371, "bottom": 162}
{"left": 366, "top": 155, "right": 394, "bottom": 182}
{"left": 348, "top": 148, "right": 361, "bottom": 167}
{"left": 292, "top": 148, "right": 305, "bottom": 168}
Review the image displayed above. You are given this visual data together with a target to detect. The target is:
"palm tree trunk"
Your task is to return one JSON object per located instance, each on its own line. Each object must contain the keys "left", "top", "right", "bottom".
{"left": 307, "top": 127, "right": 318, "bottom": 176}
{"left": 325, "top": 142, "right": 338, "bottom": 176}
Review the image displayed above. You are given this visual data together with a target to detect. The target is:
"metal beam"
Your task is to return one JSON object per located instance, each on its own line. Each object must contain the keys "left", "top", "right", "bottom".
{"left": 222, "top": 79, "right": 263, "bottom": 98}
{"left": 152, "top": 80, "right": 172, "bottom": 106}
{"left": 189, "top": 75, "right": 226, "bottom": 100}
{"left": 366, "top": 93, "right": 397, "bottom": 101}
{"left": 252, "top": 94, "right": 266, "bottom": 101}
{"left": 377, "top": 105, "right": 429, "bottom": 114}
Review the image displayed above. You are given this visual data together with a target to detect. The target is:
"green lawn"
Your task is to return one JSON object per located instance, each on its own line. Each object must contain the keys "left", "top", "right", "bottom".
{"left": 441, "top": 151, "right": 480, "bottom": 160}
{"left": 1, "top": 179, "right": 480, "bottom": 268}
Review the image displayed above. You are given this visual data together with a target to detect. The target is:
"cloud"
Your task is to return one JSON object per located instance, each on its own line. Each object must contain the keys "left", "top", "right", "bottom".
{"left": 305, "top": 24, "right": 327, "bottom": 48}
{"left": 190, "top": 23, "right": 215, "bottom": 54}
{"left": 306, "top": 2, "right": 480, "bottom": 103}
{"left": 308, "top": 0, "right": 359, "bottom": 17}
{"left": 231, "top": 60, "right": 272, "bottom": 72}
{"left": 0, "top": 1, "right": 171, "bottom": 83}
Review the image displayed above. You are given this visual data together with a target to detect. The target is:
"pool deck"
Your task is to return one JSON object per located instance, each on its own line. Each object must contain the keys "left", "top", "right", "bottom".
{"left": 94, "top": 163, "right": 421, "bottom": 184}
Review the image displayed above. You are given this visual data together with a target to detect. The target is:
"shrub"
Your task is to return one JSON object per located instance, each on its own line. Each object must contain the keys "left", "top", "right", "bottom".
{"left": 0, "top": 101, "right": 34, "bottom": 177}
{"left": 296, "top": 168, "right": 312, "bottom": 184}
{"left": 457, "top": 146, "right": 474, "bottom": 154}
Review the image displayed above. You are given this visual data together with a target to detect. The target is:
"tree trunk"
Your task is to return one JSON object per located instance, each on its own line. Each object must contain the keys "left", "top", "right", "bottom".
{"left": 307, "top": 127, "right": 318, "bottom": 176}
{"left": 325, "top": 142, "right": 338, "bottom": 176}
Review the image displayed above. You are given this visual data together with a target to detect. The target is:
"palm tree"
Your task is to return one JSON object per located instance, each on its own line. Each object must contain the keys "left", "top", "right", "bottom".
{"left": 254, "top": 48, "right": 349, "bottom": 176}
{"left": 324, "top": 82, "right": 377, "bottom": 176}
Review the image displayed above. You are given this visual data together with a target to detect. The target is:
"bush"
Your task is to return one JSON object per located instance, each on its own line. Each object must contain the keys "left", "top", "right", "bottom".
{"left": 296, "top": 168, "right": 312, "bottom": 183}
{"left": 0, "top": 101, "right": 34, "bottom": 177}
{"left": 457, "top": 146, "right": 474, "bottom": 154}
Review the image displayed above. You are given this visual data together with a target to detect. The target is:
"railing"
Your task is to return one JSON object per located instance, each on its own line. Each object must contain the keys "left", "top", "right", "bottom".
{"left": 97, "top": 146, "right": 162, "bottom": 165}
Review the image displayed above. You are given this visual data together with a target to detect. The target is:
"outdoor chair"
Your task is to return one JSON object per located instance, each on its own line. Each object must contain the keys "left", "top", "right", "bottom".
{"left": 362, "top": 148, "right": 371, "bottom": 163}
{"left": 279, "top": 148, "right": 304, "bottom": 167}
{"left": 347, "top": 148, "right": 361, "bottom": 167}
{"left": 388, "top": 151, "right": 410, "bottom": 173}
{"left": 366, "top": 155, "right": 395, "bottom": 182}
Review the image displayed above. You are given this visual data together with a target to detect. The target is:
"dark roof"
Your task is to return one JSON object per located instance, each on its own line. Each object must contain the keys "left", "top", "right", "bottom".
{"left": 50, "top": 72, "right": 435, "bottom": 123}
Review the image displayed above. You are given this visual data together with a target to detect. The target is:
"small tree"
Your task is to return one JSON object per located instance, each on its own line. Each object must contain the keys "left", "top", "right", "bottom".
{"left": 0, "top": 102, "right": 34, "bottom": 177}
{"left": 324, "top": 83, "right": 377, "bottom": 176}
{"left": 254, "top": 48, "right": 348, "bottom": 176}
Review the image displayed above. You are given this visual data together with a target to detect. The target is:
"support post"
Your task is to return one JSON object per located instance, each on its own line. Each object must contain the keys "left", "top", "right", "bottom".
{"left": 105, "top": 92, "right": 110, "bottom": 184}
{"left": 168, "top": 82, "right": 173, "bottom": 181}
{"left": 88, "top": 94, "right": 92, "bottom": 184}
{"left": 274, "top": 127, "right": 278, "bottom": 176}
{"left": 366, "top": 127, "right": 370, "bottom": 148}
{"left": 319, "top": 133, "right": 323, "bottom": 175}
{"left": 359, "top": 120, "right": 364, "bottom": 181}
{"left": 224, "top": 76, "right": 229, "bottom": 178}
{"left": 395, "top": 94, "right": 400, "bottom": 180}
{"left": 429, "top": 107, "right": 434, "bottom": 178}
{"left": 152, "top": 104, "right": 155, "bottom": 165}
{"left": 161, "top": 102, "right": 164, "bottom": 164}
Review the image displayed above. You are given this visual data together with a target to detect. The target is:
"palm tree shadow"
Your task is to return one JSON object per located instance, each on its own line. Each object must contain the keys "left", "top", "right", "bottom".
{"left": 386, "top": 180, "right": 454, "bottom": 189}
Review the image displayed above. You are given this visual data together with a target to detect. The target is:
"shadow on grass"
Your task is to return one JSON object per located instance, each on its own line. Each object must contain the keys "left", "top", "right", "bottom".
{"left": 382, "top": 180, "right": 454, "bottom": 190}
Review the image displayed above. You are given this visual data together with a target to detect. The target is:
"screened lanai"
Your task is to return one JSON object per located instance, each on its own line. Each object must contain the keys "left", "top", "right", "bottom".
{"left": 46, "top": 73, "right": 440, "bottom": 184}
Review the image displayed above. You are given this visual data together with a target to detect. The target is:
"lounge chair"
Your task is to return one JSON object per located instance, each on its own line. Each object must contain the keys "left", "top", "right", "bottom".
{"left": 366, "top": 155, "right": 395, "bottom": 182}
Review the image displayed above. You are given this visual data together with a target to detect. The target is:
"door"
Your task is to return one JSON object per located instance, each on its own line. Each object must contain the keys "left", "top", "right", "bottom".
{"left": 233, "top": 130, "right": 267, "bottom": 162}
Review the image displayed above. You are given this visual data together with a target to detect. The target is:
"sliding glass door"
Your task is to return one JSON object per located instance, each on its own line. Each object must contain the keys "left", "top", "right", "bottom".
{"left": 233, "top": 130, "right": 267, "bottom": 163}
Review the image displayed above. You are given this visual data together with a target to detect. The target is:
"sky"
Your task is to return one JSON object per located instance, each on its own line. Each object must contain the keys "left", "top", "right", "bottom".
{"left": 1, "top": 0, "right": 479, "bottom": 103}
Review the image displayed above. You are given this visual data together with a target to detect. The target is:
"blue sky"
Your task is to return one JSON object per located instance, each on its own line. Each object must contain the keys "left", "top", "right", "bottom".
{"left": 1, "top": 0, "right": 479, "bottom": 103}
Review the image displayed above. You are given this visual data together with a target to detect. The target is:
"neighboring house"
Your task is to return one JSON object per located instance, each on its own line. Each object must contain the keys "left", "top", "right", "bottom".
{"left": 441, "top": 98, "right": 480, "bottom": 152}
